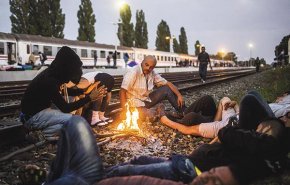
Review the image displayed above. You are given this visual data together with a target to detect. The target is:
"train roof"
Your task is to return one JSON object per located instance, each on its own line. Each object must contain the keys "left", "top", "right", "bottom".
{"left": 0, "top": 32, "right": 17, "bottom": 42}
{"left": 131, "top": 47, "right": 179, "bottom": 56}
{"left": 1, "top": 32, "right": 133, "bottom": 51}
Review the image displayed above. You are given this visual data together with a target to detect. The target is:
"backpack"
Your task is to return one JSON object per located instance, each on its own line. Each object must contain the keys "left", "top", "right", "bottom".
{"left": 43, "top": 54, "right": 47, "bottom": 61}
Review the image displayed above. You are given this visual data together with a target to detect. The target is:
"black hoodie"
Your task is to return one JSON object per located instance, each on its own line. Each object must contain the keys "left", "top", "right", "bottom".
{"left": 21, "top": 46, "right": 91, "bottom": 116}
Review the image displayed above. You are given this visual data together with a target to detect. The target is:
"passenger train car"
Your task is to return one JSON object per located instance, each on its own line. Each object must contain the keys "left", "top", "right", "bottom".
{"left": 0, "top": 32, "right": 234, "bottom": 68}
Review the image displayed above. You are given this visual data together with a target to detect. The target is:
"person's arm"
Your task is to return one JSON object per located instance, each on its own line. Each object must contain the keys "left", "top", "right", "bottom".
{"left": 120, "top": 88, "right": 128, "bottom": 109}
{"left": 160, "top": 116, "right": 201, "bottom": 135}
{"left": 165, "top": 81, "right": 184, "bottom": 108}
{"left": 207, "top": 53, "right": 212, "bottom": 69}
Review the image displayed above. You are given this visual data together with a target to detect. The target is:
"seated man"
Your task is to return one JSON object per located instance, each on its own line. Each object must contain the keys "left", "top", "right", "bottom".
{"left": 20, "top": 46, "right": 107, "bottom": 138}
{"left": 67, "top": 71, "right": 115, "bottom": 126}
{"left": 119, "top": 55, "right": 185, "bottom": 120}
{"left": 159, "top": 96, "right": 238, "bottom": 138}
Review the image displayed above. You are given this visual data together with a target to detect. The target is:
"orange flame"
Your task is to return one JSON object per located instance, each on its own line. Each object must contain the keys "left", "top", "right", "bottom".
{"left": 117, "top": 101, "right": 140, "bottom": 131}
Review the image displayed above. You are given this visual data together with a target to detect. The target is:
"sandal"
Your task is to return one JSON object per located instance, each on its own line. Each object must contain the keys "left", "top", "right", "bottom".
{"left": 18, "top": 165, "right": 47, "bottom": 185}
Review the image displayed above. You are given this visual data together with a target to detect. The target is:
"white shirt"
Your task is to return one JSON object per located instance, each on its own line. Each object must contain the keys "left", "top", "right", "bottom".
{"left": 199, "top": 107, "right": 236, "bottom": 138}
{"left": 76, "top": 71, "right": 103, "bottom": 89}
{"left": 121, "top": 64, "right": 167, "bottom": 107}
{"left": 269, "top": 95, "right": 290, "bottom": 118}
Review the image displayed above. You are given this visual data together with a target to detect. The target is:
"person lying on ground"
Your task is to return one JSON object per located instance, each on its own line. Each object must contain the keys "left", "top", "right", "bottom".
{"left": 158, "top": 96, "right": 238, "bottom": 138}
{"left": 20, "top": 46, "right": 107, "bottom": 139}
{"left": 119, "top": 55, "right": 185, "bottom": 120}
{"left": 66, "top": 71, "right": 115, "bottom": 126}
{"left": 19, "top": 116, "right": 241, "bottom": 185}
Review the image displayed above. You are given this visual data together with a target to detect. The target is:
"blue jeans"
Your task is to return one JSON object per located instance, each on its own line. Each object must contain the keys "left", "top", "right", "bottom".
{"left": 105, "top": 155, "right": 197, "bottom": 183}
{"left": 46, "top": 116, "right": 105, "bottom": 185}
{"left": 21, "top": 109, "right": 72, "bottom": 137}
{"left": 238, "top": 90, "right": 276, "bottom": 130}
{"left": 138, "top": 86, "right": 185, "bottom": 118}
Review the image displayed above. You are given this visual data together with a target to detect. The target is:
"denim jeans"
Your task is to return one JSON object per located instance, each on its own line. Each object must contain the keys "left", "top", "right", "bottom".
{"left": 106, "top": 155, "right": 197, "bottom": 184}
{"left": 22, "top": 109, "right": 72, "bottom": 137}
{"left": 138, "top": 86, "right": 185, "bottom": 118}
{"left": 199, "top": 64, "right": 208, "bottom": 81}
{"left": 178, "top": 95, "right": 217, "bottom": 126}
{"left": 46, "top": 116, "right": 105, "bottom": 185}
{"left": 238, "top": 90, "right": 276, "bottom": 130}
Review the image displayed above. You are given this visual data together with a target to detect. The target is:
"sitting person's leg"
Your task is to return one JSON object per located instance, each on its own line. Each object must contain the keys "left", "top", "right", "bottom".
{"left": 23, "top": 109, "right": 72, "bottom": 137}
{"left": 146, "top": 86, "right": 184, "bottom": 112}
{"left": 99, "top": 92, "right": 111, "bottom": 121}
{"left": 238, "top": 91, "right": 275, "bottom": 130}
{"left": 46, "top": 115, "right": 105, "bottom": 184}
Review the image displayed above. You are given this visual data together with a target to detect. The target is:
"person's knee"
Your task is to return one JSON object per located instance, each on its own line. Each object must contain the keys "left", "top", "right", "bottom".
{"left": 240, "top": 94, "right": 257, "bottom": 105}
{"left": 64, "top": 115, "right": 89, "bottom": 134}
{"left": 200, "top": 95, "right": 214, "bottom": 102}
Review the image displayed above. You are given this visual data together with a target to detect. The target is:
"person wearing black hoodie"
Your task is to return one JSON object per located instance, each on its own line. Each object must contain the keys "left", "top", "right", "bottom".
{"left": 20, "top": 46, "right": 106, "bottom": 138}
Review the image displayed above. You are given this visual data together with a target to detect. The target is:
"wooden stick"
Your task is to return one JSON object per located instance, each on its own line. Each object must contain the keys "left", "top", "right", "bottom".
{"left": 0, "top": 137, "right": 58, "bottom": 162}
{"left": 209, "top": 136, "right": 219, "bottom": 144}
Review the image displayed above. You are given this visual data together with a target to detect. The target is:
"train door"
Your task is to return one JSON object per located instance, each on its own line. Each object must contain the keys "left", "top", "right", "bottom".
{"left": 7, "top": 42, "right": 16, "bottom": 64}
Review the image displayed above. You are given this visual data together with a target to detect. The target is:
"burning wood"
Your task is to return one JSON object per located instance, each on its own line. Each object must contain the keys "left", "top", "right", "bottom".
{"left": 117, "top": 100, "right": 141, "bottom": 132}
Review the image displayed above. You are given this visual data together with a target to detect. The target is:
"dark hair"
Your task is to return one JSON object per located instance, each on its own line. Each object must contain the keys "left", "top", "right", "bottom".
{"left": 259, "top": 117, "right": 285, "bottom": 140}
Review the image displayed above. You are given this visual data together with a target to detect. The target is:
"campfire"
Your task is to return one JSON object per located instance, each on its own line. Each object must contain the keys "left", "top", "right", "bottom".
{"left": 117, "top": 101, "right": 141, "bottom": 132}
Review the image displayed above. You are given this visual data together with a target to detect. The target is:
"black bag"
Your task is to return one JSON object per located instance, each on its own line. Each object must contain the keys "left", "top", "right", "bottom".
{"left": 43, "top": 54, "right": 47, "bottom": 61}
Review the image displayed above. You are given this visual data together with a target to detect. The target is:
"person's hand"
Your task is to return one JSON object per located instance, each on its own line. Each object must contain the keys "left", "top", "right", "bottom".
{"left": 177, "top": 95, "right": 185, "bottom": 108}
{"left": 223, "top": 101, "right": 236, "bottom": 110}
{"left": 84, "top": 81, "right": 100, "bottom": 94}
{"left": 89, "top": 85, "right": 107, "bottom": 101}
{"left": 275, "top": 97, "right": 283, "bottom": 103}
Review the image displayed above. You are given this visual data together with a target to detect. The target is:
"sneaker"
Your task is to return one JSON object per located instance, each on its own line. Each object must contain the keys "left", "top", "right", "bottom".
{"left": 97, "top": 121, "right": 108, "bottom": 126}
{"left": 168, "top": 110, "right": 184, "bottom": 119}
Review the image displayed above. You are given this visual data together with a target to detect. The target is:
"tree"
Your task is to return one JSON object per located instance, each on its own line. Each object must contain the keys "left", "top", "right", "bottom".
{"left": 10, "top": 0, "right": 31, "bottom": 34}
{"left": 49, "top": 0, "right": 65, "bottom": 38}
{"left": 37, "top": 0, "right": 52, "bottom": 37}
{"left": 118, "top": 4, "right": 134, "bottom": 47}
{"left": 173, "top": 38, "right": 180, "bottom": 53}
{"left": 134, "top": 10, "right": 148, "bottom": 49}
{"left": 179, "top": 27, "right": 188, "bottom": 54}
{"left": 155, "top": 20, "right": 171, "bottom": 52}
{"left": 195, "top": 40, "right": 201, "bottom": 56}
{"left": 10, "top": 0, "right": 65, "bottom": 38}
{"left": 77, "top": 0, "right": 96, "bottom": 42}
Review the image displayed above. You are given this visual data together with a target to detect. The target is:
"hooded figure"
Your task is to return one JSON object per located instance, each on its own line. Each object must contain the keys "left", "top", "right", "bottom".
{"left": 20, "top": 46, "right": 93, "bottom": 138}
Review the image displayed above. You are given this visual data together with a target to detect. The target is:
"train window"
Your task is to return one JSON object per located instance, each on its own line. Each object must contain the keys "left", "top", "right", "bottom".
{"left": 165, "top": 56, "right": 167, "bottom": 61}
{"left": 109, "top": 51, "right": 113, "bottom": 57}
{"left": 44, "top": 46, "right": 52, "bottom": 56}
{"left": 144, "top": 55, "right": 146, "bottom": 59}
{"left": 81, "top": 49, "right": 88, "bottom": 58}
{"left": 0, "top": 42, "right": 4, "bottom": 54}
{"left": 172, "top": 57, "right": 174, "bottom": 61}
{"left": 71, "top": 48, "right": 77, "bottom": 53}
{"left": 100, "top": 51, "right": 105, "bottom": 58}
{"left": 26, "top": 44, "right": 30, "bottom": 54}
{"left": 168, "top": 57, "right": 170, "bottom": 61}
{"left": 161, "top": 56, "right": 163, "bottom": 61}
{"left": 91, "top": 50, "right": 97, "bottom": 58}
{"left": 117, "top": 52, "right": 120, "bottom": 59}
{"left": 157, "top": 56, "right": 159, "bottom": 61}
{"left": 33, "top": 45, "right": 39, "bottom": 54}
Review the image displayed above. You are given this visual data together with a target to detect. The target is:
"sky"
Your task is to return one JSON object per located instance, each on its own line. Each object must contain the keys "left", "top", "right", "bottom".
{"left": 0, "top": 0, "right": 290, "bottom": 64}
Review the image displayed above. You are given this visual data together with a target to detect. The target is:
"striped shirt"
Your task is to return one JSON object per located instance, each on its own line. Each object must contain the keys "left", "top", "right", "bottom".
{"left": 121, "top": 64, "right": 167, "bottom": 107}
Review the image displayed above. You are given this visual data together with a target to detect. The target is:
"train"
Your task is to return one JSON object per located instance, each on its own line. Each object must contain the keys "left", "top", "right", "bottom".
{"left": 0, "top": 32, "right": 234, "bottom": 68}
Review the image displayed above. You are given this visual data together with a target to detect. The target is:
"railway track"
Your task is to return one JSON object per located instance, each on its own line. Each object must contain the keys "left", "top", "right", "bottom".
{"left": 0, "top": 68, "right": 259, "bottom": 145}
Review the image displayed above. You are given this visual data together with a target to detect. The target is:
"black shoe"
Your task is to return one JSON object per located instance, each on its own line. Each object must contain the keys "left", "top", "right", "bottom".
{"left": 168, "top": 110, "right": 184, "bottom": 119}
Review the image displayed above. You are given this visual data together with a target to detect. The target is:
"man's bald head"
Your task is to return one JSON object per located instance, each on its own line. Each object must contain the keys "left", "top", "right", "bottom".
{"left": 141, "top": 55, "right": 157, "bottom": 74}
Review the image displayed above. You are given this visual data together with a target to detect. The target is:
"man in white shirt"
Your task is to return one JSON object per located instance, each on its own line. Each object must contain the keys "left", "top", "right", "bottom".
{"left": 120, "top": 55, "right": 185, "bottom": 119}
